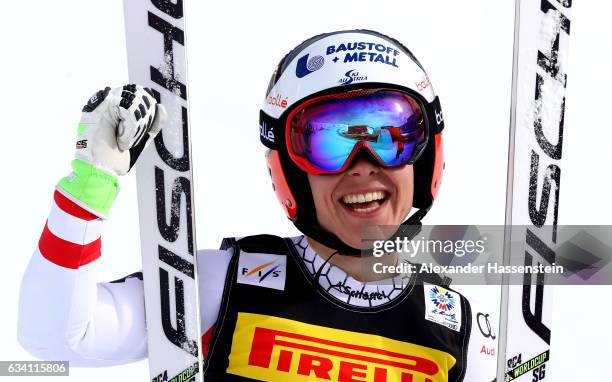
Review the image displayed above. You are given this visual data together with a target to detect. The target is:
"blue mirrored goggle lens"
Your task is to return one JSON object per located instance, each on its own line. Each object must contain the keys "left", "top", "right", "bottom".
{"left": 289, "top": 90, "right": 427, "bottom": 172}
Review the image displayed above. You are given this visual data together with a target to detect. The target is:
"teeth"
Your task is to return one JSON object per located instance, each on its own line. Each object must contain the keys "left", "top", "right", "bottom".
{"left": 353, "top": 205, "right": 379, "bottom": 213}
{"left": 342, "top": 191, "right": 386, "bottom": 204}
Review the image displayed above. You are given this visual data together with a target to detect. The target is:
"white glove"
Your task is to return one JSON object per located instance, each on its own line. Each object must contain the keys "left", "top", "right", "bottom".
{"left": 76, "top": 84, "right": 166, "bottom": 176}
{"left": 58, "top": 84, "right": 166, "bottom": 218}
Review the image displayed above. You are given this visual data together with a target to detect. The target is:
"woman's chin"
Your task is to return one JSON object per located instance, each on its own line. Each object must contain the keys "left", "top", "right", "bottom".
{"left": 339, "top": 224, "right": 401, "bottom": 250}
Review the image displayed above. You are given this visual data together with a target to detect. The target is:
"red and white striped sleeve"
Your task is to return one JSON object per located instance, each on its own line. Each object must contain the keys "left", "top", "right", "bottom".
{"left": 18, "top": 191, "right": 148, "bottom": 366}
{"left": 39, "top": 191, "right": 103, "bottom": 268}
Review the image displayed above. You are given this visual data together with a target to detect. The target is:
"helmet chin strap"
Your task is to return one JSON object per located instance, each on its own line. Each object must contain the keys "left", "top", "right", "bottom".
{"left": 313, "top": 250, "right": 340, "bottom": 285}
{"left": 301, "top": 149, "right": 431, "bottom": 257}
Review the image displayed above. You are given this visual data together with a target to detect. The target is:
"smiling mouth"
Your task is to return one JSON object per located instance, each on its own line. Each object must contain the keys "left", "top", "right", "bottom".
{"left": 340, "top": 191, "right": 389, "bottom": 214}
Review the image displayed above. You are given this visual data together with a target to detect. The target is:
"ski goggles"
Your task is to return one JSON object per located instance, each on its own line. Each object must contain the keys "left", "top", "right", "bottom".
{"left": 284, "top": 89, "right": 429, "bottom": 174}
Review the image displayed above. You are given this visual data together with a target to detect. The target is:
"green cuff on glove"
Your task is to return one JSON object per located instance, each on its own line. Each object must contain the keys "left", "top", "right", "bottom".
{"left": 57, "top": 159, "right": 119, "bottom": 218}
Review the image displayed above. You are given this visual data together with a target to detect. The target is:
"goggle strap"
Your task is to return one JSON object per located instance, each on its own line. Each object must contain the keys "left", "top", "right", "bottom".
{"left": 428, "top": 96, "right": 444, "bottom": 134}
{"left": 259, "top": 110, "right": 280, "bottom": 150}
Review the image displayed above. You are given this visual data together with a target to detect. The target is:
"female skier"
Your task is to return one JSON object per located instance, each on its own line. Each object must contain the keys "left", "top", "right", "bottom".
{"left": 18, "top": 30, "right": 495, "bottom": 381}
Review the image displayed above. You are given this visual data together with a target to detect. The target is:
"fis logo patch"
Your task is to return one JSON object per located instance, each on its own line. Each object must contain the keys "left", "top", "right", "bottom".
{"left": 424, "top": 283, "right": 462, "bottom": 332}
{"left": 237, "top": 252, "right": 286, "bottom": 291}
{"left": 295, "top": 54, "right": 324, "bottom": 78}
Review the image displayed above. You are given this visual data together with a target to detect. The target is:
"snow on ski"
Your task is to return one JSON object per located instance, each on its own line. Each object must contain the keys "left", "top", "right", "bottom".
{"left": 499, "top": 0, "right": 572, "bottom": 381}
{"left": 123, "top": 1, "right": 203, "bottom": 381}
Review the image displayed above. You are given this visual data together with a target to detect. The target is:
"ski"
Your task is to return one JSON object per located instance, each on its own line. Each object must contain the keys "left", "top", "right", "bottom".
{"left": 123, "top": 1, "right": 203, "bottom": 381}
{"left": 499, "top": 0, "right": 573, "bottom": 381}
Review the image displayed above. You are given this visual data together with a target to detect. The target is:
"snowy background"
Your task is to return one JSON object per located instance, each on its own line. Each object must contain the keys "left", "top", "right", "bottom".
{"left": 0, "top": 0, "right": 610, "bottom": 380}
